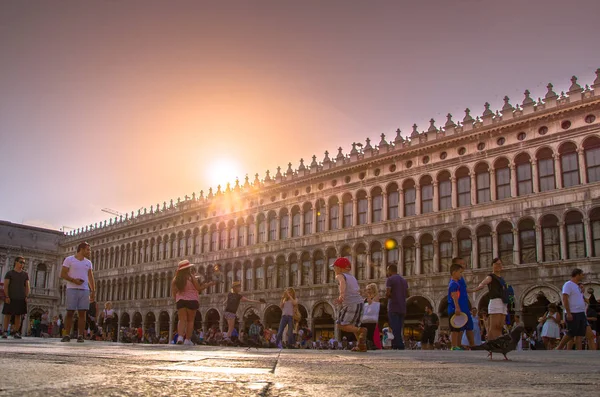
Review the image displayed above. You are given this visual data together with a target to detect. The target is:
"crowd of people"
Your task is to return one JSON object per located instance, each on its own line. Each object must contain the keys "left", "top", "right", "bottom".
{"left": 1, "top": 242, "right": 598, "bottom": 354}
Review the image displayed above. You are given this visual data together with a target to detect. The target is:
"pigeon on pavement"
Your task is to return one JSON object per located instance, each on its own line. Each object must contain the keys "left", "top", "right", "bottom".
{"left": 473, "top": 325, "right": 524, "bottom": 360}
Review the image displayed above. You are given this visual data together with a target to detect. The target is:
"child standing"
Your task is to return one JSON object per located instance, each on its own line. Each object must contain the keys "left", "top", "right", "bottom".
{"left": 448, "top": 263, "right": 473, "bottom": 350}
{"left": 223, "top": 281, "right": 264, "bottom": 344}
{"left": 333, "top": 257, "right": 367, "bottom": 352}
{"left": 171, "top": 260, "right": 214, "bottom": 345}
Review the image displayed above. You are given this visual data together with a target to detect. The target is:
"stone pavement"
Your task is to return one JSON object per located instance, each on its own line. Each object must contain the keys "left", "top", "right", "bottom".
{"left": 0, "top": 338, "right": 598, "bottom": 396}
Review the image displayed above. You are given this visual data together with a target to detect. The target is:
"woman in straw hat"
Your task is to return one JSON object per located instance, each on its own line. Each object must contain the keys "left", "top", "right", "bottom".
{"left": 223, "top": 281, "right": 265, "bottom": 344}
{"left": 171, "top": 260, "right": 214, "bottom": 345}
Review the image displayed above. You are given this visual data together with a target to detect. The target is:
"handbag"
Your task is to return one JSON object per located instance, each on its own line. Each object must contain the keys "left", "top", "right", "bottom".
{"left": 361, "top": 301, "right": 380, "bottom": 323}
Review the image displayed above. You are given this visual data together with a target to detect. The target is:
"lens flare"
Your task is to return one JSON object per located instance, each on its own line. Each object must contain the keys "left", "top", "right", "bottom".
{"left": 384, "top": 239, "right": 397, "bottom": 250}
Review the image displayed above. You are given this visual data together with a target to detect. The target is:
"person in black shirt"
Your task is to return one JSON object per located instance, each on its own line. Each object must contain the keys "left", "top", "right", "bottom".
{"left": 223, "top": 281, "right": 264, "bottom": 343}
{"left": 2, "top": 257, "right": 30, "bottom": 339}
{"left": 420, "top": 305, "right": 439, "bottom": 350}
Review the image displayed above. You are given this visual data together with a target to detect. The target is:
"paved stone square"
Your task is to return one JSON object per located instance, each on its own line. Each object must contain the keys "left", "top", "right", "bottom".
{"left": 0, "top": 338, "right": 598, "bottom": 396}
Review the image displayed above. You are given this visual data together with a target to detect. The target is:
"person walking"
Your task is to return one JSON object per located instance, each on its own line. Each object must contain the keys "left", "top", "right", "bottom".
{"left": 102, "top": 301, "right": 115, "bottom": 341}
{"left": 540, "top": 303, "right": 561, "bottom": 350}
{"left": 60, "top": 242, "right": 96, "bottom": 343}
{"left": 171, "top": 260, "right": 214, "bottom": 345}
{"left": 333, "top": 257, "right": 368, "bottom": 352}
{"left": 556, "top": 268, "right": 586, "bottom": 350}
{"left": 223, "top": 281, "right": 264, "bottom": 344}
{"left": 472, "top": 258, "right": 508, "bottom": 341}
{"left": 420, "top": 304, "right": 439, "bottom": 350}
{"left": 2, "top": 256, "right": 30, "bottom": 339}
{"left": 276, "top": 287, "right": 297, "bottom": 348}
{"left": 448, "top": 263, "right": 472, "bottom": 350}
{"left": 386, "top": 264, "right": 408, "bottom": 350}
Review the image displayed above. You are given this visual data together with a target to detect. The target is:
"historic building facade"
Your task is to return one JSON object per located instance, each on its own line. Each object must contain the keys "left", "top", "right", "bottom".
{"left": 55, "top": 70, "right": 600, "bottom": 341}
{"left": 0, "top": 221, "right": 63, "bottom": 333}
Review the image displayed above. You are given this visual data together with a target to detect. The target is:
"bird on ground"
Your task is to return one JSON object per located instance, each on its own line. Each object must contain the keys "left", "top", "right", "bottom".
{"left": 473, "top": 325, "right": 524, "bottom": 360}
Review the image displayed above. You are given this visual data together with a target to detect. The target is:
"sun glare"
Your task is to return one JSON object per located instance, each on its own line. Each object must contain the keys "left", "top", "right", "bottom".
{"left": 205, "top": 158, "right": 242, "bottom": 189}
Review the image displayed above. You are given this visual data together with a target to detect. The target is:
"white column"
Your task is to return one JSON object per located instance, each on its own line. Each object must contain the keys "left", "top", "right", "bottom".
{"left": 433, "top": 239, "right": 440, "bottom": 273}
{"left": 490, "top": 169, "right": 497, "bottom": 201}
{"left": 491, "top": 231, "right": 498, "bottom": 259}
{"left": 398, "top": 188, "right": 404, "bottom": 217}
{"left": 510, "top": 164, "right": 517, "bottom": 198}
{"left": 531, "top": 159, "right": 539, "bottom": 193}
{"left": 382, "top": 194, "right": 388, "bottom": 221}
{"left": 432, "top": 182, "right": 439, "bottom": 212}
{"left": 512, "top": 228, "right": 520, "bottom": 265}
{"left": 578, "top": 149, "right": 587, "bottom": 185}
{"left": 415, "top": 243, "right": 421, "bottom": 275}
{"left": 536, "top": 225, "right": 543, "bottom": 262}
{"left": 367, "top": 196, "right": 373, "bottom": 224}
{"left": 470, "top": 173, "right": 477, "bottom": 205}
{"left": 352, "top": 199, "right": 358, "bottom": 227}
{"left": 554, "top": 155, "right": 563, "bottom": 189}
{"left": 584, "top": 217, "right": 592, "bottom": 257}
{"left": 558, "top": 222, "right": 567, "bottom": 260}
{"left": 471, "top": 236, "right": 479, "bottom": 269}
{"left": 451, "top": 177, "right": 457, "bottom": 208}
{"left": 415, "top": 185, "right": 421, "bottom": 215}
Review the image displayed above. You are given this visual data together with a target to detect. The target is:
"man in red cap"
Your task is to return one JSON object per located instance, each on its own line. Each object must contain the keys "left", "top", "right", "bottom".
{"left": 332, "top": 257, "right": 367, "bottom": 352}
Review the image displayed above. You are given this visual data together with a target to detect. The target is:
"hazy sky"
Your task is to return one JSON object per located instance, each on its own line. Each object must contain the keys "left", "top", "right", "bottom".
{"left": 1, "top": 1, "right": 599, "bottom": 231}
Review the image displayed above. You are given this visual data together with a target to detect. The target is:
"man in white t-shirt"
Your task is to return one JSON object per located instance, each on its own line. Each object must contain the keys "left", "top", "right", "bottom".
{"left": 60, "top": 242, "right": 96, "bottom": 343}
{"left": 556, "top": 268, "right": 586, "bottom": 350}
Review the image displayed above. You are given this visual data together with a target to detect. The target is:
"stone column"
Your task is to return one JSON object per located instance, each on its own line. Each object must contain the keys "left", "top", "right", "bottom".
{"left": 381, "top": 245, "right": 388, "bottom": 280}
{"left": 554, "top": 155, "right": 563, "bottom": 189}
{"left": 312, "top": 205, "right": 318, "bottom": 233}
{"left": 490, "top": 169, "right": 497, "bottom": 201}
{"left": 415, "top": 243, "right": 421, "bottom": 275}
{"left": 352, "top": 199, "right": 358, "bottom": 227}
{"left": 451, "top": 237, "right": 458, "bottom": 258}
{"left": 491, "top": 231, "right": 498, "bottom": 259}
{"left": 415, "top": 185, "right": 421, "bottom": 215}
{"left": 531, "top": 159, "right": 539, "bottom": 193}
{"left": 338, "top": 201, "right": 344, "bottom": 229}
{"left": 451, "top": 177, "right": 457, "bottom": 208}
{"left": 558, "top": 222, "right": 567, "bottom": 260}
{"left": 510, "top": 164, "right": 517, "bottom": 198}
{"left": 535, "top": 225, "right": 543, "bottom": 262}
{"left": 323, "top": 207, "right": 329, "bottom": 232}
{"left": 276, "top": 216, "right": 281, "bottom": 240}
{"left": 512, "top": 228, "right": 520, "bottom": 265}
{"left": 471, "top": 236, "right": 479, "bottom": 269}
{"left": 433, "top": 239, "right": 439, "bottom": 273}
{"left": 365, "top": 249, "right": 371, "bottom": 280}
{"left": 398, "top": 188, "right": 404, "bottom": 218}
{"left": 470, "top": 173, "right": 477, "bottom": 205}
{"left": 578, "top": 149, "right": 586, "bottom": 185}
{"left": 432, "top": 182, "right": 439, "bottom": 212}
{"left": 367, "top": 196, "right": 373, "bottom": 224}
{"left": 382, "top": 194, "right": 388, "bottom": 221}
{"left": 584, "top": 217, "right": 592, "bottom": 257}
{"left": 299, "top": 211, "right": 305, "bottom": 237}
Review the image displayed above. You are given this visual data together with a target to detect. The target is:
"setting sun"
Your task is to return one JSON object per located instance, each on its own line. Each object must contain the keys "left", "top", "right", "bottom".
{"left": 205, "top": 158, "right": 243, "bottom": 189}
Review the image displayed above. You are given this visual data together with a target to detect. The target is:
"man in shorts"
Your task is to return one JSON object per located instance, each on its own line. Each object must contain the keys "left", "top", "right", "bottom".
{"left": 557, "top": 268, "right": 586, "bottom": 350}
{"left": 2, "top": 256, "right": 30, "bottom": 339}
{"left": 60, "top": 242, "right": 96, "bottom": 343}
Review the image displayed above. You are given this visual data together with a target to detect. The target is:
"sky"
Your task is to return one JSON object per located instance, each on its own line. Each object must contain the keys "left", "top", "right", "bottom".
{"left": 1, "top": 0, "right": 599, "bottom": 232}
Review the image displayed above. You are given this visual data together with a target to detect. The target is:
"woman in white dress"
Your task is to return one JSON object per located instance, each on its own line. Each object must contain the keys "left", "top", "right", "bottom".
{"left": 540, "top": 303, "right": 561, "bottom": 350}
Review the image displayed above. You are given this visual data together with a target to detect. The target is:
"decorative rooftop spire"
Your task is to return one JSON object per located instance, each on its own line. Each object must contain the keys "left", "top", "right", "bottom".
{"left": 336, "top": 147, "right": 344, "bottom": 161}
{"left": 323, "top": 150, "right": 331, "bottom": 163}
{"left": 234, "top": 178, "right": 240, "bottom": 191}
{"left": 275, "top": 166, "right": 282, "bottom": 179}
{"left": 410, "top": 124, "right": 419, "bottom": 139}
{"left": 502, "top": 96, "right": 514, "bottom": 114}
{"left": 593, "top": 68, "right": 600, "bottom": 89}
{"left": 445, "top": 113, "right": 456, "bottom": 128}
{"left": 199, "top": 190, "right": 204, "bottom": 200}
{"left": 394, "top": 128, "right": 403, "bottom": 145}
{"left": 482, "top": 102, "right": 494, "bottom": 117}
{"left": 253, "top": 173, "right": 260, "bottom": 185}
{"left": 298, "top": 158, "right": 306, "bottom": 171}
{"left": 350, "top": 142, "right": 358, "bottom": 155}
{"left": 170, "top": 199, "right": 174, "bottom": 207}
{"left": 463, "top": 108, "right": 474, "bottom": 124}
{"left": 191, "top": 192, "right": 195, "bottom": 201}
{"left": 244, "top": 174, "right": 250, "bottom": 188}
{"left": 522, "top": 90, "right": 534, "bottom": 106}
{"left": 427, "top": 119, "right": 437, "bottom": 133}
{"left": 216, "top": 185, "right": 221, "bottom": 195}
{"left": 545, "top": 83, "right": 557, "bottom": 99}
{"left": 286, "top": 162, "right": 293, "bottom": 176}
{"left": 207, "top": 188, "right": 213, "bottom": 199}
{"left": 226, "top": 182, "right": 231, "bottom": 192}
{"left": 264, "top": 170, "right": 271, "bottom": 182}
{"left": 364, "top": 137, "right": 372, "bottom": 150}
{"left": 568, "top": 75, "right": 583, "bottom": 94}
{"left": 310, "top": 155, "right": 318, "bottom": 168}
{"left": 379, "top": 133, "right": 389, "bottom": 147}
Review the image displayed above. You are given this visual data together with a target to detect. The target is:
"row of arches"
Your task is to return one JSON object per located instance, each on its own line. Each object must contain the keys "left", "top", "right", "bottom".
{"left": 90, "top": 135, "right": 600, "bottom": 272}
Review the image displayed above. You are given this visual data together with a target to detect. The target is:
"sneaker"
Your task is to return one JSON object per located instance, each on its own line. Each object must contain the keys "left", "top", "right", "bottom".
{"left": 61, "top": 335, "right": 71, "bottom": 342}
{"left": 277, "top": 342, "right": 283, "bottom": 349}
{"left": 183, "top": 339, "right": 194, "bottom": 346}
{"left": 176, "top": 336, "right": 184, "bottom": 345}
{"left": 451, "top": 346, "right": 464, "bottom": 351}
{"left": 77, "top": 336, "right": 84, "bottom": 343}
{"left": 1, "top": 332, "right": 7, "bottom": 339}
{"left": 13, "top": 333, "right": 22, "bottom": 339}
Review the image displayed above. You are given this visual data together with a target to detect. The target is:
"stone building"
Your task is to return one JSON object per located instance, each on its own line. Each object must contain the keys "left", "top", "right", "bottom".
{"left": 0, "top": 221, "right": 63, "bottom": 333}
{"left": 56, "top": 70, "right": 600, "bottom": 341}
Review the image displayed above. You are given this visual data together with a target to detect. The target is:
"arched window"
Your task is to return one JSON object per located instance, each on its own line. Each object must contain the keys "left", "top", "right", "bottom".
{"left": 266, "top": 258, "right": 275, "bottom": 289}
{"left": 279, "top": 209, "right": 289, "bottom": 239}
{"left": 219, "top": 226, "right": 228, "bottom": 249}
{"left": 495, "top": 158, "right": 511, "bottom": 200}
{"left": 289, "top": 255, "right": 298, "bottom": 287}
{"left": 420, "top": 234, "right": 434, "bottom": 274}
{"left": 210, "top": 228, "right": 218, "bottom": 251}
{"left": 439, "top": 231, "right": 453, "bottom": 273}
{"left": 228, "top": 224, "right": 236, "bottom": 248}
{"left": 226, "top": 268, "right": 234, "bottom": 293}
{"left": 541, "top": 214, "right": 560, "bottom": 261}
{"left": 515, "top": 153, "right": 533, "bottom": 196}
{"left": 402, "top": 237, "right": 415, "bottom": 276}
{"left": 457, "top": 228, "right": 472, "bottom": 269}
{"left": 178, "top": 234, "right": 185, "bottom": 257}
{"left": 584, "top": 136, "right": 600, "bottom": 183}
{"left": 370, "top": 242, "right": 382, "bottom": 279}
{"left": 316, "top": 199, "right": 326, "bottom": 232}
{"left": 537, "top": 148, "right": 556, "bottom": 192}
{"left": 477, "top": 226, "right": 493, "bottom": 268}
{"left": 475, "top": 163, "right": 491, "bottom": 203}
{"left": 202, "top": 229, "right": 210, "bottom": 252}
{"left": 158, "top": 241, "right": 163, "bottom": 262}
{"left": 560, "top": 143, "right": 580, "bottom": 188}
{"left": 341, "top": 245, "right": 352, "bottom": 265}
{"left": 186, "top": 234, "right": 192, "bottom": 255}
{"left": 257, "top": 215, "right": 267, "bottom": 243}
{"left": 314, "top": 251, "right": 324, "bottom": 285}
{"left": 342, "top": 194, "right": 353, "bottom": 228}
{"left": 371, "top": 188, "right": 384, "bottom": 222}
{"left": 387, "top": 183, "right": 399, "bottom": 220}
{"left": 456, "top": 167, "right": 471, "bottom": 207}
{"left": 245, "top": 265, "right": 253, "bottom": 291}
{"left": 301, "top": 253, "right": 311, "bottom": 286}
{"left": 355, "top": 244, "right": 367, "bottom": 281}
{"left": 303, "top": 203, "right": 313, "bottom": 234}
{"left": 565, "top": 211, "right": 586, "bottom": 259}
{"left": 35, "top": 263, "right": 47, "bottom": 288}
{"left": 268, "top": 212, "right": 277, "bottom": 241}
{"left": 194, "top": 233, "right": 201, "bottom": 254}
{"left": 290, "top": 207, "right": 300, "bottom": 237}
{"left": 420, "top": 176, "right": 433, "bottom": 214}
{"left": 326, "top": 248, "right": 337, "bottom": 283}
{"left": 497, "top": 221, "right": 514, "bottom": 266}
{"left": 247, "top": 218, "right": 255, "bottom": 245}
{"left": 357, "top": 191, "right": 368, "bottom": 225}
{"left": 403, "top": 180, "right": 416, "bottom": 216}
{"left": 276, "top": 256, "right": 286, "bottom": 288}
{"left": 386, "top": 239, "right": 399, "bottom": 268}
{"left": 438, "top": 171, "right": 452, "bottom": 210}
{"left": 329, "top": 197, "right": 339, "bottom": 231}
{"left": 518, "top": 218, "right": 537, "bottom": 264}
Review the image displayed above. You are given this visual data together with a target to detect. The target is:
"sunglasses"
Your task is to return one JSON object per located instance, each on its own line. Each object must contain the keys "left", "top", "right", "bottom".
{"left": 17, "top": 260, "right": 26, "bottom": 264}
